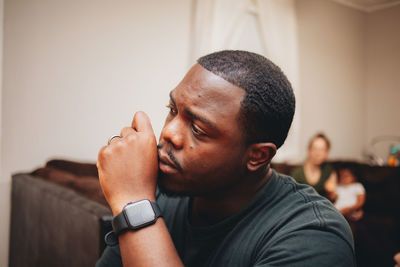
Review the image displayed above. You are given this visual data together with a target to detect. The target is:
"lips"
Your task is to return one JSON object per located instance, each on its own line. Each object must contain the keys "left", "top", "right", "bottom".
{"left": 158, "top": 151, "right": 180, "bottom": 174}
{"left": 159, "top": 153, "right": 177, "bottom": 168}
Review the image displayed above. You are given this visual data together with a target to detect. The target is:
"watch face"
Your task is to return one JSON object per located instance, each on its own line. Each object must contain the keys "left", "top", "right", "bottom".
{"left": 123, "top": 200, "right": 156, "bottom": 229}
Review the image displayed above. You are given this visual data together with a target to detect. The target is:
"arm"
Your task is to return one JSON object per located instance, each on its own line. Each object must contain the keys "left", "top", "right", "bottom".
{"left": 340, "top": 193, "right": 366, "bottom": 216}
{"left": 97, "top": 111, "right": 184, "bottom": 267}
{"left": 324, "top": 172, "right": 337, "bottom": 202}
{"left": 118, "top": 220, "right": 183, "bottom": 267}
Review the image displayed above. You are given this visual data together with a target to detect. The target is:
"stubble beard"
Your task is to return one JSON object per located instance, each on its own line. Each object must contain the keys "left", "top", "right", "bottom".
{"left": 157, "top": 170, "right": 190, "bottom": 198}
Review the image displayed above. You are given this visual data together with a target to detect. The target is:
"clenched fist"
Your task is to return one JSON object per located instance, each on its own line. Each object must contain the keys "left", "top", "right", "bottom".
{"left": 97, "top": 111, "right": 158, "bottom": 215}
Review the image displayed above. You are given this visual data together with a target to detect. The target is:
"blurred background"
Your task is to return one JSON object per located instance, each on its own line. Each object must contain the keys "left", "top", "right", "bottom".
{"left": 1, "top": 0, "right": 399, "bottom": 265}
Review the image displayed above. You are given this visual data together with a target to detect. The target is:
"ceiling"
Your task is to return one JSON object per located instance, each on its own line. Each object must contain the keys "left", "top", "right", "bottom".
{"left": 331, "top": 0, "right": 400, "bottom": 12}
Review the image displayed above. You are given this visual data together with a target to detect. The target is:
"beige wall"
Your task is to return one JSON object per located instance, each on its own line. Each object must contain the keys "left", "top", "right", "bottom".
{"left": 366, "top": 5, "right": 400, "bottom": 162}
{"left": 295, "top": 0, "right": 400, "bottom": 163}
{"left": 1, "top": 0, "right": 191, "bottom": 265}
{"left": 296, "top": 0, "right": 367, "bottom": 162}
{"left": 1, "top": 0, "right": 399, "bottom": 265}
{"left": 0, "top": 0, "right": 5, "bottom": 264}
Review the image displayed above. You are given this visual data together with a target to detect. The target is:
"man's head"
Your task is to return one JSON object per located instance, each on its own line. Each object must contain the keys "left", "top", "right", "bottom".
{"left": 157, "top": 50, "right": 295, "bottom": 197}
{"left": 198, "top": 50, "right": 295, "bottom": 148}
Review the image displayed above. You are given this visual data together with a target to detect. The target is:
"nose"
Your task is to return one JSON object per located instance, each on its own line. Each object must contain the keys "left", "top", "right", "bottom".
{"left": 160, "top": 117, "right": 184, "bottom": 150}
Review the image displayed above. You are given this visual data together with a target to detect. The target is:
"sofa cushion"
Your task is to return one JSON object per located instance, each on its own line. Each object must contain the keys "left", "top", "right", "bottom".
{"left": 46, "top": 159, "right": 98, "bottom": 177}
{"left": 31, "top": 166, "right": 108, "bottom": 206}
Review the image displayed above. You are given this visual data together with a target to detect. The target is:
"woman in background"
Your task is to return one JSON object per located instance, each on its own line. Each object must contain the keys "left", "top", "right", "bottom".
{"left": 291, "top": 133, "right": 337, "bottom": 201}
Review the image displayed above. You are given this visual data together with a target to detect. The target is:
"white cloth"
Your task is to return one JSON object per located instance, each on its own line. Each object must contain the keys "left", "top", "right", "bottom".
{"left": 334, "top": 183, "right": 365, "bottom": 210}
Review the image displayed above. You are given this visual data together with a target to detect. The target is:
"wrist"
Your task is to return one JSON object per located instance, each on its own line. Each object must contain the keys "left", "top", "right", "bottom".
{"left": 110, "top": 193, "right": 156, "bottom": 216}
{"left": 112, "top": 199, "right": 163, "bottom": 236}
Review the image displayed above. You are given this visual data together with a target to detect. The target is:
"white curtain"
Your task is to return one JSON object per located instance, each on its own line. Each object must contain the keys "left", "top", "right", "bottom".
{"left": 190, "top": 0, "right": 300, "bottom": 161}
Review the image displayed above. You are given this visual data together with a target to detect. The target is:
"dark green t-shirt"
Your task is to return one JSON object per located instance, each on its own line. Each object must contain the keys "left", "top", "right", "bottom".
{"left": 96, "top": 171, "right": 355, "bottom": 267}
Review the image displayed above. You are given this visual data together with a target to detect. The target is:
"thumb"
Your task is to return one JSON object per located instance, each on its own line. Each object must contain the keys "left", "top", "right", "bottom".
{"left": 132, "top": 111, "right": 154, "bottom": 133}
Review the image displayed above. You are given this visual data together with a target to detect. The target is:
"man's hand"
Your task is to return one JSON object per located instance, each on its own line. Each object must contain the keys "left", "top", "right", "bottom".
{"left": 97, "top": 111, "right": 158, "bottom": 215}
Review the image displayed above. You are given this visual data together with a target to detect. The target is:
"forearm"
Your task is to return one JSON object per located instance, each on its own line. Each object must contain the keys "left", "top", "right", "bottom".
{"left": 341, "top": 194, "right": 365, "bottom": 214}
{"left": 344, "top": 201, "right": 363, "bottom": 213}
{"left": 97, "top": 112, "right": 183, "bottom": 266}
{"left": 324, "top": 172, "right": 337, "bottom": 193}
{"left": 119, "top": 219, "right": 184, "bottom": 267}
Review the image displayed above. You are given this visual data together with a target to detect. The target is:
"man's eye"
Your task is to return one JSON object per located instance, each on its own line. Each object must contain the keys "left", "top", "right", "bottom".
{"left": 166, "top": 104, "right": 177, "bottom": 115}
{"left": 191, "top": 123, "right": 206, "bottom": 137}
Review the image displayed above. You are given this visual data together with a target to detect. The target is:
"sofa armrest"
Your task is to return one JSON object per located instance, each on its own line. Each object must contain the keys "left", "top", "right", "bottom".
{"left": 10, "top": 173, "right": 112, "bottom": 267}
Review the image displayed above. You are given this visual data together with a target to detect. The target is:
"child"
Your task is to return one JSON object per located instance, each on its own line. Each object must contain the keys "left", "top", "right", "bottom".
{"left": 334, "top": 167, "right": 366, "bottom": 221}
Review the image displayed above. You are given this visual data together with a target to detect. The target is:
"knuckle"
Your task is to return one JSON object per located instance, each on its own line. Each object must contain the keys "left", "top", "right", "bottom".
{"left": 126, "top": 134, "right": 137, "bottom": 142}
{"left": 120, "top": 127, "right": 131, "bottom": 136}
{"left": 102, "top": 147, "right": 113, "bottom": 157}
{"left": 144, "top": 133, "right": 155, "bottom": 143}
{"left": 98, "top": 146, "right": 107, "bottom": 159}
{"left": 114, "top": 141, "right": 125, "bottom": 150}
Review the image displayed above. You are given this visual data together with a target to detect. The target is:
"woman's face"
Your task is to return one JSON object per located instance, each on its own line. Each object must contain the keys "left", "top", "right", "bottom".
{"left": 308, "top": 137, "right": 329, "bottom": 165}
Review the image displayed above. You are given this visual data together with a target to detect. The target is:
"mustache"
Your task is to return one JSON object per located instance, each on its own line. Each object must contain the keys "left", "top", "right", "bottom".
{"left": 157, "top": 144, "right": 183, "bottom": 171}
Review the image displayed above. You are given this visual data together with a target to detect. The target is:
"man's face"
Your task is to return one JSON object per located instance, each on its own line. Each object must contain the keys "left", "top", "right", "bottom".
{"left": 157, "top": 64, "right": 247, "bottom": 197}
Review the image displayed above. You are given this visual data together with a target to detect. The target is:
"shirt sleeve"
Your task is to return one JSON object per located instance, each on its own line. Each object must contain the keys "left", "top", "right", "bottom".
{"left": 352, "top": 183, "right": 366, "bottom": 195}
{"left": 254, "top": 229, "right": 356, "bottom": 267}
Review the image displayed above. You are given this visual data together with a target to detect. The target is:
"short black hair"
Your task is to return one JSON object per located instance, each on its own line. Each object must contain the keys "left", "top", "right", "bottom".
{"left": 197, "top": 50, "right": 295, "bottom": 148}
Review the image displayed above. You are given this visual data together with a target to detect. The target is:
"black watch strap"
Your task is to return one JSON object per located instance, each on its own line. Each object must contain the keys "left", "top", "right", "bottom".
{"left": 112, "top": 199, "right": 162, "bottom": 235}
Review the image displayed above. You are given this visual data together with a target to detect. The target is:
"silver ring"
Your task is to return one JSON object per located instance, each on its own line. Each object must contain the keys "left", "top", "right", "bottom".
{"left": 107, "top": 135, "right": 121, "bottom": 145}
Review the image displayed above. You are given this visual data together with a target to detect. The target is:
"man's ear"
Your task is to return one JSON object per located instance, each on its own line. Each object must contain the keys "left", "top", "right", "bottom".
{"left": 246, "top": 143, "right": 277, "bottom": 172}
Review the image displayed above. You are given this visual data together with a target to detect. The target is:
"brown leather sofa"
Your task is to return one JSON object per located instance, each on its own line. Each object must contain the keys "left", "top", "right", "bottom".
{"left": 9, "top": 160, "right": 112, "bottom": 267}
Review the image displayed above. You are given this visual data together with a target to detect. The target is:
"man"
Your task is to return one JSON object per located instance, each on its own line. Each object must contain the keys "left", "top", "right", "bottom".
{"left": 96, "top": 50, "right": 355, "bottom": 266}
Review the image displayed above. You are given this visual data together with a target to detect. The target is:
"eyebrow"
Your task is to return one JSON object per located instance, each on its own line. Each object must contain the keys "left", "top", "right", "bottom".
{"left": 169, "top": 91, "right": 219, "bottom": 132}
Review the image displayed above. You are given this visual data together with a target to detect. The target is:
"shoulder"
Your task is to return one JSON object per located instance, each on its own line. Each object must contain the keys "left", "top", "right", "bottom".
{"left": 254, "top": 229, "right": 355, "bottom": 266}
{"left": 350, "top": 182, "right": 365, "bottom": 193}
{"left": 253, "top": 173, "right": 355, "bottom": 266}
{"left": 290, "top": 165, "right": 305, "bottom": 181}
{"left": 290, "top": 165, "right": 304, "bottom": 175}
{"left": 321, "top": 162, "right": 334, "bottom": 173}
{"left": 262, "top": 173, "right": 352, "bottom": 239}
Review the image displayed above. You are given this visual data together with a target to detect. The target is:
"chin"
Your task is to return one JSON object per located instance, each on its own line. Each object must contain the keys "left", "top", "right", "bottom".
{"left": 157, "top": 173, "right": 211, "bottom": 198}
{"left": 311, "top": 159, "right": 325, "bottom": 166}
{"left": 157, "top": 172, "right": 190, "bottom": 198}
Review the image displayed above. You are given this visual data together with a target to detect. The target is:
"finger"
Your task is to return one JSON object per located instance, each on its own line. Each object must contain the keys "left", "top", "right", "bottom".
{"left": 108, "top": 135, "right": 122, "bottom": 145}
{"left": 131, "top": 111, "right": 154, "bottom": 133}
{"left": 97, "top": 145, "right": 108, "bottom": 168}
{"left": 120, "top": 126, "right": 135, "bottom": 137}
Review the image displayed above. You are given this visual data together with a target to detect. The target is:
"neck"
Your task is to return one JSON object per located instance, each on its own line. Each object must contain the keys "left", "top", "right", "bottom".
{"left": 191, "top": 167, "right": 272, "bottom": 227}
{"left": 305, "top": 160, "right": 321, "bottom": 170}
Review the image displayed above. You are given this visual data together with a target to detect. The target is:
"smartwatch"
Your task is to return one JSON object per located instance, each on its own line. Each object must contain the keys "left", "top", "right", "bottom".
{"left": 112, "top": 199, "right": 162, "bottom": 235}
